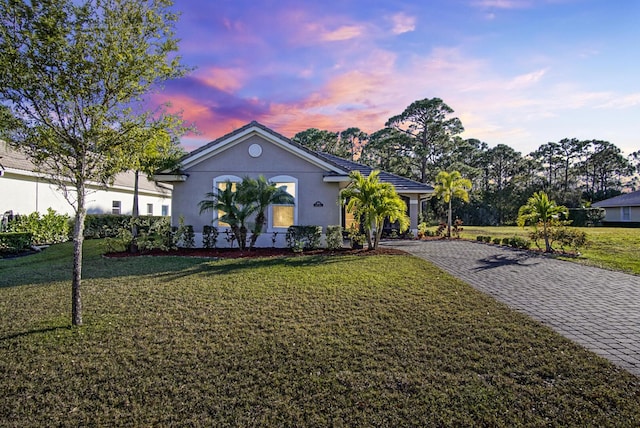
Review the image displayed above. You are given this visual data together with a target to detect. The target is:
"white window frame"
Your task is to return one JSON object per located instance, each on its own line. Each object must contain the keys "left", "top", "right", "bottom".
{"left": 161, "top": 205, "right": 169, "bottom": 216}
{"left": 146, "top": 203, "right": 153, "bottom": 216}
{"left": 268, "top": 175, "right": 297, "bottom": 231}
{"left": 112, "top": 200, "right": 121, "bottom": 215}
{"left": 622, "top": 206, "right": 631, "bottom": 221}
{"left": 212, "top": 175, "right": 242, "bottom": 228}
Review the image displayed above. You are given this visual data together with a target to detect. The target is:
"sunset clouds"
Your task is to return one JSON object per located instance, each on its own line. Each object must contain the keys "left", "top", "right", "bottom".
{"left": 160, "top": 0, "right": 640, "bottom": 155}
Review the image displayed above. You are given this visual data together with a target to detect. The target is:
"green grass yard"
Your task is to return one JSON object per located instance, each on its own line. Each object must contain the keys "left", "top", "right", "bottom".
{"left": 1, "top": 240, "right": 639, "bottom": 426}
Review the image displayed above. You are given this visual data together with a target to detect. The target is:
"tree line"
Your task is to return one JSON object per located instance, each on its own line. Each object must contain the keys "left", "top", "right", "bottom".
{"left": 292, "top": 98, "right": 640, "bottom": 226}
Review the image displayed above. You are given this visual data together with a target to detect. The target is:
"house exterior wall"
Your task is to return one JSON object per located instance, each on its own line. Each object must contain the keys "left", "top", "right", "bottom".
{"left": 172, "top": 134, "right": 342, "bottom": 247}
{"left": 0, "top": 170, "right": 171, "bottom": 217}
{"left": 602, "top": 206, "right": 640, "bottom": 223}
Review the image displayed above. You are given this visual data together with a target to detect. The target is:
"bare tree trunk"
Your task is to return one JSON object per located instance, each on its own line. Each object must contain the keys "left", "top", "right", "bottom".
{"left": 130, "top": 170, "right": 140, "bottom": 253}
{"left": 447, "top": 199, "right": 452, "bottom": 238}
{"left": 543, "top": 221, "right": 551, "bottom": 253}
{"left": 72, "top": 185, "right": 86, "bottom": 326}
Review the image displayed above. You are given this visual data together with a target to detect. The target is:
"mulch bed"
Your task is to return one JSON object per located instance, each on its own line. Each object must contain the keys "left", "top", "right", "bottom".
{"left": 104, "top": 246, "right": 408, "bottom": 259}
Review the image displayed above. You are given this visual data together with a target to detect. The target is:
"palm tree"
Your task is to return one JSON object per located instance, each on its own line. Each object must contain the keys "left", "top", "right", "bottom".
{"left": 198, "top": 180, "right": 256, "bottom": 250}
{"left": 340, "top": 170, "right": 409, "bottom": 250}
{"left": 434, "top": 170, "right": 472, "bottom": 238}
{"left": 240, "top": 175, "right": 294, "bottom": 249}
{"left": 517, "top": 191, "right": 568, "bottom": 252}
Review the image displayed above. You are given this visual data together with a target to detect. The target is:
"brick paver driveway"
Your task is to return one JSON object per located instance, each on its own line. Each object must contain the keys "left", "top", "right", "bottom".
{"left": 382, "top": 239, "right": 640, "bottom": 377}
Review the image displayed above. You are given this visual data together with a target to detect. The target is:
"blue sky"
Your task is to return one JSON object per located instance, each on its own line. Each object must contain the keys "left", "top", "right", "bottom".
{"left": 155, "top": 0, "right": 640, "bottom": 156}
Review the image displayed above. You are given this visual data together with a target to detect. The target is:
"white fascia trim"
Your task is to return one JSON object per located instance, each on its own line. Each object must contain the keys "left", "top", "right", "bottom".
{"left": 395, "top": 189, "right": 435, "bottom": 195}
{"left": 180, "top": 126, "right": 348, "bottom": 174}
{"left": 323, "top": 175, "right": 350, "bottom": 182}
{"left": 152, "top": 174, "right": 188, "bottom": 182}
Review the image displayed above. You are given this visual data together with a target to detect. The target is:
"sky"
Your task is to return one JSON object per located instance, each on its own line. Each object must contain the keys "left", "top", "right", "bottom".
{"left": 153, "top": 0, "right": 640, "bottom": 156}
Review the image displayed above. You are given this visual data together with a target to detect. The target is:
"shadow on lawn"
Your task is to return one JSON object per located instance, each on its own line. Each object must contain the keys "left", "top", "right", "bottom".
{"left": 154, "top": 254, "right": 347, "bottom": 282}
{"left": 0, "top": 325, "right": 70, "bottom": 342}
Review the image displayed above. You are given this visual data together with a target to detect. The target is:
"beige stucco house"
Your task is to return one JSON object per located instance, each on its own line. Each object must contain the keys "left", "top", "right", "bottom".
{"left": 593, "top": 190, "right": 640, "bottom": 225}
{"left": 154, "top": 121, "right": 434, "bottom": 247}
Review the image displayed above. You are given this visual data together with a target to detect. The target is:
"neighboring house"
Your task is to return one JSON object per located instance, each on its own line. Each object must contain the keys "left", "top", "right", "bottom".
{"left": 0, "top": 143, "right": 172, "bottom": 218}
{"left": 592, "top": 190, "right": 640, "bottom": 225}
{"left": 154, "top": 121, "right": 434, "bottom": 248}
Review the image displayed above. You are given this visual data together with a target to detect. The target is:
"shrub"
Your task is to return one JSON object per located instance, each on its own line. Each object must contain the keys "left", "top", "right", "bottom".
{"left": 452, "top": 218, "right": 464, "bottom": 239}
{"left": 326, "top": 225, "right": 343, "bottom": 250}
{"left": 476, "top": 235, "right": 485, "bottom": 242}
{"left": 174, "top": 216, "right": 195, "bottom": 248}
{"left": 104, "top": 228, "right": 134, "bottom": 253}
{"left": 346, "top": 225, "right": 366, "bottom": 249}
{"left": 569, "top": 207, "right": 605, "bottom": 227}
{"left": 435, "top": 222, "right": 447, "bottom": 237}
{"left": 482, "top": 236, "right": 492, "bottom": 243}
{"left": 202, "top": 225, "right": 219, "bottom": 249}
{"left": 83, "top": 214, "right": 166, "bottom": 239}
{"left": 501, "top": 237, "right": 510, "bottom": 246}
{"left": 492, "top": 237, "right": 501, "bottom": 245}
{"left": 509, "top": 236, "right": 531, "bottom": 250}
{"left": 552, "top": 227, "right": 588, "bottom": 253}
{"left": 84, "top": 214, "right": 129, "bottom": 238}
{"left": 0, "top": 232, "right": 33, "bottom": 254}
{"left": 7, "top": 208, "right": 70, "bottom": 245}
{"left": 137, "top": 217, "right": 175, "bottom": 251}
{"left": 286, "top": 225, "right": 322, "bottom": 251}
{"left": 417, "top": 222, "right": 428, "bottom": 239}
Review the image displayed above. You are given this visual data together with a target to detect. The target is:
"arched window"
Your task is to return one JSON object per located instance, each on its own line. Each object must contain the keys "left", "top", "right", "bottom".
{"left": 212, "top": 175, "right": 241, "bottom": 227}
{"left": 268, "top": 175, "right": 297, "bottom": 229}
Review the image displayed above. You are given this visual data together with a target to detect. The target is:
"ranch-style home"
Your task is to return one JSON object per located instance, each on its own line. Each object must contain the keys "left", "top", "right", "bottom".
{"left": 592, "top": 190, "right": 640, "bottom": 226}
{"left": 0, "top": 143, "right": 172, "bottom": 219}
{"left": 154, "top": 121, "right": 434, "bottom": 248}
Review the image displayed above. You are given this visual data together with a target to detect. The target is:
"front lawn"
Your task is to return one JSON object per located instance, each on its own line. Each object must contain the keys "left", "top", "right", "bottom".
{"left": 1, "top": 241, "right": 639, "bottom": 426}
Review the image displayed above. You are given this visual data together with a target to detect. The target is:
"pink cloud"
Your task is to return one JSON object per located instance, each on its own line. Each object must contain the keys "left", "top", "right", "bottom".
{"left": 320, "top": 25, "right": 365, "bottom": 41}
{"left": 198, "top": 67, "right": 246, "bottom": 93}
{"left": 471, "top": 0, "right": 532, "bottom": 9}
{"left": 390, "top": 12, "right": 416, "bottom": 34}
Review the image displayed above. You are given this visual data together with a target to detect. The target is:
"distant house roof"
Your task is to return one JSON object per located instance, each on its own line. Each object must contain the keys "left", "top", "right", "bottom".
{"left": 592, "top": 190, "right": 640, "bottom": 208}
{"left": 0, "top": 143, "right": 169, "bottom": 194}
{"left": 161, "top": 121, "right": 433, "bottom": 194}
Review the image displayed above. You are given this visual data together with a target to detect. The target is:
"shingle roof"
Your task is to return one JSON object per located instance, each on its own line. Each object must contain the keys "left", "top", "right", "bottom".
{"left": 592, "top": 190, "right": 640, "bottom": 208}
{"left": 0, "top": 143, "right": 168, "bottom": 193}
{"left": 171, "top": 121, "right": 433, "bottom": 194}
{"left": 317, "top": 152, "right": 434, "bottom": 193}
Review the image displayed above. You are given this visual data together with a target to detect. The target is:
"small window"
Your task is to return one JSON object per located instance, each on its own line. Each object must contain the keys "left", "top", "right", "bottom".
{"left": 112, "top": 200, "right": 121, "bottom": 215}
{"left": 147, "top": 203, "right": 153, "bottom": 216}
{"left": 161, "top": 205, "right": 169, "bottom": 216}
{"left": 622, "top": 206, "right": 630, "bottom": 221}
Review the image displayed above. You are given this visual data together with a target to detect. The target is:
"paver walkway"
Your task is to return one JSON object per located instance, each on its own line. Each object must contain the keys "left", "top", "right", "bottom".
{"left": 381, "top": 239, "right": 640, "bottom": 377}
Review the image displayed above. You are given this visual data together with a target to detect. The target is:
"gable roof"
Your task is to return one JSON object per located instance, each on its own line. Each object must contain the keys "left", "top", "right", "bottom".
{"left": 159, "top": 121, "right": 433, "bottom": 194}
{"left": 171, "top": 121, "right": 346, "bottom": 175}
{"left": 592, "top": 190, "right": 640, "bottom": 208}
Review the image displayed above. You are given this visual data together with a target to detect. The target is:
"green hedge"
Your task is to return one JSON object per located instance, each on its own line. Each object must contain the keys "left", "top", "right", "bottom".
{"left": 7, "top": 208, "right": 70, "bottom": 245}
{"left": 83, "top": 215, "right": 166, "bottom": 238}
{"left": 0, "top": 232, "right": 33, "bottom": 254}
{"left": 568, "top": 208, "right": 605, "bottom": 227}
{"left": 285, "top": 225, "right": 322, "bottom": 251}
